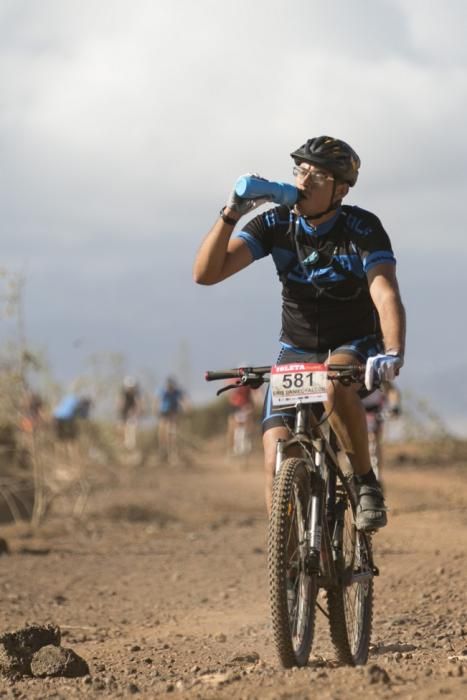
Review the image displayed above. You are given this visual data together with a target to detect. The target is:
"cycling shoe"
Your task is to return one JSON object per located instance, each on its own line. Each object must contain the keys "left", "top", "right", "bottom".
{"left": 356, "top": 484, "right": 388, "bottom": 532}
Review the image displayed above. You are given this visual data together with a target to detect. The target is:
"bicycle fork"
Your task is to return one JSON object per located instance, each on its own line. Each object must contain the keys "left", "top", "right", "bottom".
{"left": 306, "top": 449, "right": 325, "bottom": 574}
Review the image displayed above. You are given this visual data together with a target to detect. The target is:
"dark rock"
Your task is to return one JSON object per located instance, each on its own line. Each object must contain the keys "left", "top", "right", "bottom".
{"left": 229, "top": 651, "right": 260, "bottom": 665}
{"left": 367, "top": 663, "right": 391, "bottom": 684}
{"left": 0, "top": 538, "right": 9, "bottom": 555}
{"left": 31, "top": 645, "right": 89, "bottom": 678}
{"left": 0, "top": 624, "right": 61, "bottom": 676}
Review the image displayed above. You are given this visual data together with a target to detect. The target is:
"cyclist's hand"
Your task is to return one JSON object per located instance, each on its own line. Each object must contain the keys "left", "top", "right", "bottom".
{"left": 226, "top": 173, "right": 269, "bottom": 216}
{"left": 365, "top": 353, "right": 403, "bottom": 390}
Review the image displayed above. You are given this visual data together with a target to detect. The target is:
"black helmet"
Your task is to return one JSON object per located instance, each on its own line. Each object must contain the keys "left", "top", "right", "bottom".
{"left": 290, "top": 135, "right": 361, "bottom": 186}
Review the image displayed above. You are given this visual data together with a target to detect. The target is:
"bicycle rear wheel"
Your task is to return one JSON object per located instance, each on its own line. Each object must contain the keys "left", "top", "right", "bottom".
{"left": 268, "top": 458, "right": 318, "bottom": 667}
{"left": 327, "top": 489, "right": 373, "bottom": 665}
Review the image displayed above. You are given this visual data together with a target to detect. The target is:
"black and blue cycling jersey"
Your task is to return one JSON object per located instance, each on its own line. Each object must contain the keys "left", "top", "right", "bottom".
{"left": 236, "top": 204, "right": 396, "bottom": 351}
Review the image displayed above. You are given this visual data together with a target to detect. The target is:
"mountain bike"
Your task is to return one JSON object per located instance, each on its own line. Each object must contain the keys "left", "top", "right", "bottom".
{"left": 206, "top": 362, "right": 378, "bottom": 668}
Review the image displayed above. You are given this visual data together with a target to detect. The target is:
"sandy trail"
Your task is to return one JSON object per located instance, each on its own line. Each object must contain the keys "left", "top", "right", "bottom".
{"left": 1, "top": 443, "right": 466, "bottom": 699}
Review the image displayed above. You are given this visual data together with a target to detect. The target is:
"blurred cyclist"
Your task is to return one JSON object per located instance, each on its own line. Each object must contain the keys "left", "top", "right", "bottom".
{"left": 155, "top": 377, "right": 187, "bottom": 462}
{"left": 19, "top": 388, "right": 46, "bottom": 434}
{"left": 53, "top": 392, "right": 92, "bottom": 442}
{"left": 226, "top": 379, "right": 255, "bottom": 456}
{"left": 118, "top": 376, "right": 142, "bottom": 450}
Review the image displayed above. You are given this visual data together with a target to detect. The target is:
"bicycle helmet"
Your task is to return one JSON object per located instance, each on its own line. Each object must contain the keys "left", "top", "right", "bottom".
{"left": 290, "top": 136, "right": 361, "bottom": 186}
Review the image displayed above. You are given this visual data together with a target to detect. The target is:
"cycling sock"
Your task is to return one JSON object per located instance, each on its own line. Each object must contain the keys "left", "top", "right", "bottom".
{"left": 355, "top": 468, "right": 379, "bottom": 487}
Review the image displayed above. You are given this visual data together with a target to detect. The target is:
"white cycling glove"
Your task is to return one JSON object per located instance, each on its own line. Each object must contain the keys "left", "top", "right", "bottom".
{"left": 365, "top": 353, "right": 403, "bottom": 391}
{"left": 226, "top": 173, "right": 269, "bottom": 217}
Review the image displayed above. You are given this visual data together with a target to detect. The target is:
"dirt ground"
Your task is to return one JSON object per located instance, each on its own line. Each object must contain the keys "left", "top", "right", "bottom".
{"left": 1, "top": 439, "right": 466, "bottom": 699}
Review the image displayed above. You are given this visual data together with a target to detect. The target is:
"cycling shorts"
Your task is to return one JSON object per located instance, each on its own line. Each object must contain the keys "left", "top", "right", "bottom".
{"left": 262, "top": 335, "right": 383, "bottom": 434}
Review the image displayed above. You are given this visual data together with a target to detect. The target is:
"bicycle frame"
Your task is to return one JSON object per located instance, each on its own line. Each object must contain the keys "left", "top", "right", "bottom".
{"left": 274, "top": 401, "right": 370, "bottom": 590}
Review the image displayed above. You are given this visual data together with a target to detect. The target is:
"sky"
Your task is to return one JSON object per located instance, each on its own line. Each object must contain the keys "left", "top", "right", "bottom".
{"left": 1, "top": 0, "right": 467, "bottom": 429}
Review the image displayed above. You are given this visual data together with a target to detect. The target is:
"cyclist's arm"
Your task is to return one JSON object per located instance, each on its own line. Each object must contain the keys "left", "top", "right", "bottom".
{"left": 135, "top": 396, "right": 143, "bottom": 417}
{"left": 367, "top": 262, "right": 406, "bottom": 358}
{"left": 193, "top": 214, "right": 253, "bottom": 285}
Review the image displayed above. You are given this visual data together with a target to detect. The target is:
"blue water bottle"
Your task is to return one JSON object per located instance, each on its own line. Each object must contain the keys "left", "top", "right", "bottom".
{"left": 234, "top": 175, "right": 300, "bottom": 207}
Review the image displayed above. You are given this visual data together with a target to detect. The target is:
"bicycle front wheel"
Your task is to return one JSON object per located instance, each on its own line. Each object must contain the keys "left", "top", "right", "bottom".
{"left": 327, "top": 494, "right": 373, "bottom": 665}
{"left": 268, "top": 458, "right": 318, "bottom": 668}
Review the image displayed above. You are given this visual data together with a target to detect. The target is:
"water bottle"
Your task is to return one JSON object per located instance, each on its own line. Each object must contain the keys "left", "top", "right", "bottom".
{"left": 234, "top": 175, "right": 300, "bottom": 207}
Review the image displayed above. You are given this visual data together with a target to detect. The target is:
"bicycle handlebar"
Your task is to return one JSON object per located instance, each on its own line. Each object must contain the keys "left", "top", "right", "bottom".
{"left": 205, "top": 363, "right": 365, "bottom": 387}
{"left": 205, "top": 366, "right": 271, "bottom": 382}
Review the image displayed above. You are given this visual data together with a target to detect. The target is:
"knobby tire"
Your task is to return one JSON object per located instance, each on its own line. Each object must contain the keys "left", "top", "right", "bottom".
{"left": 327, "top": 492, "right": 373, "bottom": 665}
{"left": 268, "top": 458, "right": 318, "bottom": 668}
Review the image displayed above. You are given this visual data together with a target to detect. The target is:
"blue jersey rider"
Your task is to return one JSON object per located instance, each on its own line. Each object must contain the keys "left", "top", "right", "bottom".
{"left": 193, "top": 135, "right": 406, "bottom": 532}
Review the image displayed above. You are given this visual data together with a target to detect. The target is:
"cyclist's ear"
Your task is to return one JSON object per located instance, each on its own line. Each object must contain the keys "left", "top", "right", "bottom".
{"left": 335, "top": 181, "right": 349, "bottom": 199}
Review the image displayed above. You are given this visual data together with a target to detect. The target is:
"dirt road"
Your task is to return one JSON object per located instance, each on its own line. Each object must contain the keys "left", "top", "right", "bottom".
{"left": 1, "top": 443, "right": 466, "bottom": 699}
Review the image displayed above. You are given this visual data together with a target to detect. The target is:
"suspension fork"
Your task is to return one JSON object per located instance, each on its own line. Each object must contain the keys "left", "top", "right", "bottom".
{"left": 274, "top": 439, "right": 286, "bottom": 475}
{"left": 306, "top": 438, "right": 326, "bottom": 572}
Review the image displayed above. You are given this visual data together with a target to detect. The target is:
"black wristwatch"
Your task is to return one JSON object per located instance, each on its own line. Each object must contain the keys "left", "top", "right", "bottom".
{"left": 219, "top": 207, "right": 239, "bottom": 226}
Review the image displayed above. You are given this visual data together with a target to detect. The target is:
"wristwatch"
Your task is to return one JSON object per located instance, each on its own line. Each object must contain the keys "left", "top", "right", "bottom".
{"left": 219, "top": 207, "right": 238, "bottom": 226}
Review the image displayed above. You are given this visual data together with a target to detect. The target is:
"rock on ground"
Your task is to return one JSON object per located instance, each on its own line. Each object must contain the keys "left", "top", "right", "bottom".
{"left": 30, "top": 644, "right": 89, "bottom": 678}
{"left": 0, "top": 624, "right": 60, "bottom": 677}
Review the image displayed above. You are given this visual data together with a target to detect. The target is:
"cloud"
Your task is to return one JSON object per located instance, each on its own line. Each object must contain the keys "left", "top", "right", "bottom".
{"left": 1, "top": 1, "right": 466, "bottom": 247}
{"left": 0, "top": 1, "right": 466, "bottom": 419}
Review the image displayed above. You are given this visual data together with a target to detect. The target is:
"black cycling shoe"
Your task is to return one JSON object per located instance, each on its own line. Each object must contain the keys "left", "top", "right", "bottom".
{"left": 355, "top": 484, "right": 388, "bottom": 532}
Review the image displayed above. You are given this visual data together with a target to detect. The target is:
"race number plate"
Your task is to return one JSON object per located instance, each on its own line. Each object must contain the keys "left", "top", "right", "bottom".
{"left": 270, "top": 363, "right": 328, "bottom": 406}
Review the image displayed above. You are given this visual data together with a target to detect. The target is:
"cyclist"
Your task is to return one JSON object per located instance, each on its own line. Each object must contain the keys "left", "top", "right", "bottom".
{"left": 53, "top": 392, "right": 92, "bottom": 441}
{"left": 155, "top": 376, "right": 186, "bottom": 462}
{"left": 193, "top": 135, "right": 406, "bottom": 531}
{"left": 118, "top": 376, "right": 142, "bottom": 450}
{"left": 19, "top": 388, "right": 46, "bottom": 433}
{"left": 362, "top": 381, "right": 401, "bottom": 485}
{"left": 225, "top": 378, "right": 255, "bottom": 456}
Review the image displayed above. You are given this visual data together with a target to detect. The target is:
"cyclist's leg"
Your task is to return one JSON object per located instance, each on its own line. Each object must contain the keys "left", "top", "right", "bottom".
{"left": 226, "top": 408, "right": 237, "bottom": 455}
{"left": 324, "top": 335, "right": 384, "bottom": 475}
{"left": 244, "top": 404, "right": 255, "bottom": 441}
{"left": 325, "top": 351, "right": 372, "bottom": 476}
{"left": 158, "top": 415, "right": 168, "bottom": 456}
{"left": 326, "top": 336, "right": 387, "bottom": 531}
{"left": 124, "top": 414, "right": 137, "bottom": 450}
{"left": 168, "top": 415, "right": 178, "bottom": 460}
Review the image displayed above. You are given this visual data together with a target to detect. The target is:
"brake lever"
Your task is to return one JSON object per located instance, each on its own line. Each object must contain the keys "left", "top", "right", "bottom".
{"left": 216, "top": 383, "right": 240, "bottom": 397}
